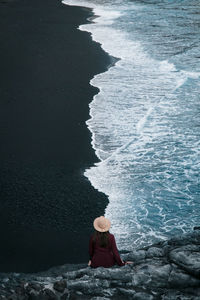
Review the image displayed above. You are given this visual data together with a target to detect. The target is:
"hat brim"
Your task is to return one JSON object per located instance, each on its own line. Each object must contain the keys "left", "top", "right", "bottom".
{"left": 93, "top": 217, "right": 111, "bottom": 232}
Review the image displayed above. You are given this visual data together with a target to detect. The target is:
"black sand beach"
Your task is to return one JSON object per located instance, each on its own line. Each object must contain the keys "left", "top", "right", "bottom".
{"left": 0, "top": 0, "right": 110, "bottom": 272}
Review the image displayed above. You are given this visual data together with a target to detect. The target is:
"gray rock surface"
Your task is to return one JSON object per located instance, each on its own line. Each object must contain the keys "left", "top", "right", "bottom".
{"left": 0, "top": 228, "right": 200, "bottom": 299}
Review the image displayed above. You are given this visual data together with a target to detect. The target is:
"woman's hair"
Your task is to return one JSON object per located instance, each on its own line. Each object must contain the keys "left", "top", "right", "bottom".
{"left": 93, "top": 230, "right": 109, "bottom": 248}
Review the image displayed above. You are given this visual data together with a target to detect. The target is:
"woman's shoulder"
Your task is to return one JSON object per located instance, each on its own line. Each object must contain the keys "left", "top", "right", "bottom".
{"left": 108, "top": 233, "right": 115, "bottom": 239}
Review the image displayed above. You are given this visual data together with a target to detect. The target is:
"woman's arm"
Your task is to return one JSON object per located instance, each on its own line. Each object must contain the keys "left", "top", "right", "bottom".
{"left": 89, "top": 235, "right": 94, "bottom": 260}
{"left": 111, "top": 235, "right": 125, "bottom": 266}
{"left": 88, "top": 260, "right": 91, "bottom": 266}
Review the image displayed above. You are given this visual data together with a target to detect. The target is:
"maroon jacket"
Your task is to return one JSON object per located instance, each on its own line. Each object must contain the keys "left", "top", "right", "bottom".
{"left": 89, "top": 233, "right": 125, "bottom": 268}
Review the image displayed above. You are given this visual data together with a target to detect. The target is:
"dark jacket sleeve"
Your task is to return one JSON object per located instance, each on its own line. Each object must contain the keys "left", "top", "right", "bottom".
{"left": 111, "top": 235, "right": 125, "bottom": 266}
{"left": 89, "top": 235, "right": 94, "bottom": 260}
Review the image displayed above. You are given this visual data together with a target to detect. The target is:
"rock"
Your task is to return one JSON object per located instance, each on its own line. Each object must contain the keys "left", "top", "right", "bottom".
{"left": 60, "top": 292, "right": 70, "bottom": 300}
{"left": 117, "top": 287, "right": 136, "bottom": 297}
{"left": 133, "top": 263, "right": 171, "bottom": 288}
{"left": 62, "top": 271, "right": 76, "bottom": 280}
{"left": 38, "top": 288, "right": 58, "bottom": 300}
{"left": 167, "top": 231, "right": 200, "bottom": 247}
{"left": 146, "top": 247, "right": 164, "bottom": 258}
{"left": 99, "top": 267, "right": 132, "bottom": 282}
{"left": 168, "top": 265, "right": 200, "bottom": 287}
{"left": 169, "top": 246, "right": 200, "bottom": 277}
{"left": 126, "top": 250, "right": 146, "bottom": 263}
{"left": 90, "top": 297, "right": 111, "bottom": 300}
{"left": 29, "top": 290, "right": 40, "bottom": 300}
{"left": 162, "top": 290, "right": 200, "bottom": 300}
{"left": 15, "top": 285, "right": 27, "bottom": 299}
{"left": 53, "top": 279, "right": 67, "bottom": 293}
{"left": 92, "top": 268, "right": 111, "bottom": 280}
{"left": 25, "top": 282, "right": 44, "bottom": 292}
{"left": 194, "top": 226, "right": 200, "bottom": 230}
{"left": 67, "top": 278, "right": 112, "bottom": 296}
{"left": 133, "top": 292, "right": 154, "bottom": 300}
{"left": 0, "top": 229, "right": 200, "bottom": 299}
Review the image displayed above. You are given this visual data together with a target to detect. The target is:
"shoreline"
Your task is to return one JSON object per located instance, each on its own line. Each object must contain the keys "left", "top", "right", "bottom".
{"left": 0, "top": 0, "right": 111, "bottom": 272}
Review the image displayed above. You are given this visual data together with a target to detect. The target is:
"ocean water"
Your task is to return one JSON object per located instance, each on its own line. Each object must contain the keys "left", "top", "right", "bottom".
{"left": 63, "top": 0, "right": 200, "bottom": 251}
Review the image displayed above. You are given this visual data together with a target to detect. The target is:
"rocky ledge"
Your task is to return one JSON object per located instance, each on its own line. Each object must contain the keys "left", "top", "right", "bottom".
{"left": 1, "top": 228, "right": 200, "bottom": 300}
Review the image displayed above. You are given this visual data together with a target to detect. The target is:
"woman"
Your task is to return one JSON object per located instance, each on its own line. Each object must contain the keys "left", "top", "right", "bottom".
{"left": 88, "top": 216, "right": 132, "bottom": 268}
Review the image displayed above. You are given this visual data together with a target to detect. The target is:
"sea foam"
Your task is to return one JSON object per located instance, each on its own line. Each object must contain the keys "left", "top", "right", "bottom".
{"left": 63, "top": 0, "right": 200, "bottom": 250}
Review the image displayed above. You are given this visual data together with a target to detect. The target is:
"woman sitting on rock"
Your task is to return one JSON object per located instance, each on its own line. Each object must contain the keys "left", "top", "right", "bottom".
{"left": 88, "top": 216, "right": 132, "bottom": 268}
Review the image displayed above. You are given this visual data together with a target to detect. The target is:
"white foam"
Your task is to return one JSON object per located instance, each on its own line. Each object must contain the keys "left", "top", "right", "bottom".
{"left": 159, "top": 60, "right": 177, "bottom": 72}
{"left": 63, "top": 0, "right": 122, "bottom": 26}
{"left": 62, "top": 0, "right": 94, "bottom": 8}
{"left": 181, "top": 70, "right": 200, "bottom": 79}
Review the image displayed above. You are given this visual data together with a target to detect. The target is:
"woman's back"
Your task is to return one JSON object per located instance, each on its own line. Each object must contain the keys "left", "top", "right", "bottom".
{"left": 89, "top": 231, "right": 125, "bottom": 268}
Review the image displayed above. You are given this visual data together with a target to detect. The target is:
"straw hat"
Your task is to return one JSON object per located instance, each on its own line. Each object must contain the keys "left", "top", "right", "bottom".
{"left": 93, "top": 216, "right": 111, "bottom": 232}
